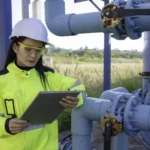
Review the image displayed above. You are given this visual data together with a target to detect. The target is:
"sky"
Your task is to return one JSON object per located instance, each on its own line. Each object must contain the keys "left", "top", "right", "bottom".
{"left": 11, "top": 0, "right": 144, "bottom": 51}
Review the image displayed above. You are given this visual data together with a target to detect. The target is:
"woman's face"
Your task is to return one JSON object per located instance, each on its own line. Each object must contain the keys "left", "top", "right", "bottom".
{"left": 13, "top": 38, "right": 45, "bottom": 67}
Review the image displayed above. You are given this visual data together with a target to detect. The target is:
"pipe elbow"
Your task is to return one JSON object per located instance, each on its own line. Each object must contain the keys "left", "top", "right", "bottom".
{"left": 71, "top": 97, "right": 112, "bottom": 134}
{"left": 45, "top": 14, "right": 76, "bottom": 36}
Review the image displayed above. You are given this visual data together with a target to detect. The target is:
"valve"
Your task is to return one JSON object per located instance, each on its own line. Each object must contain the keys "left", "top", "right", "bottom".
{"left": 101, "top": 114, "right": 122, "bottom": 136}
{"left": 101, "top": 4, "right": 121, "bottom": 28}
{"left": 100, "top": 114, "right": 122, "bottom": 150}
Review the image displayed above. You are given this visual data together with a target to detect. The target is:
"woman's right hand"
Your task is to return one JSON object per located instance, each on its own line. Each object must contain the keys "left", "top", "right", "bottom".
{"left": 9, "top": 118, "right": 30, "bottom": 134}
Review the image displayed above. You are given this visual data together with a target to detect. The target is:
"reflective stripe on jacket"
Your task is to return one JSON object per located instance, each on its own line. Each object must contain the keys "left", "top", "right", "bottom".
{"left": 0, "top": 62, "right": 86, "bottom": 150}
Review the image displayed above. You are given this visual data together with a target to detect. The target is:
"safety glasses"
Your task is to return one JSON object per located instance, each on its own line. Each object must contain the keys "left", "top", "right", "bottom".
{"left": 18, "top": 42, "right": 46, "bottom": 51}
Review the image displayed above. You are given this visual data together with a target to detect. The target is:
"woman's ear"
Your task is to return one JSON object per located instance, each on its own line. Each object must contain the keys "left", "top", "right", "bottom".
{"left": 12, "top": 43, "right": 18, "bottom": 53}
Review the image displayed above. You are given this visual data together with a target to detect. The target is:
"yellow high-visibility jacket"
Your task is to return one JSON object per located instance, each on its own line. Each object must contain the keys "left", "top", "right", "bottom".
{"left": 0, "top": 62, "right": 86, "bottom": 150}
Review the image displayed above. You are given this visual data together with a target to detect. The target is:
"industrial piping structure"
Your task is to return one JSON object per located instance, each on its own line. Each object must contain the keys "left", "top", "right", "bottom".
{"left": 44, "top": 0, "right": 150, "bottom": 149}
{"left": 1, "top": 0, "right": 150, "bottom": 149}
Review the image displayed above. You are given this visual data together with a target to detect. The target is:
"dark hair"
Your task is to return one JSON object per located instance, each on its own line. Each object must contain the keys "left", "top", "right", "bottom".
{"left": 5, "top": 36, "right": 53, "bottom": 90}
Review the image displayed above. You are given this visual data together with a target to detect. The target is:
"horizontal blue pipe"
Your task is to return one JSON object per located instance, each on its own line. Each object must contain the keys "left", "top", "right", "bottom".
{"left": 100, "top": 87, "right": 129, "bottom": 100}
{"left": 131, "top": 104, "right": 150, "bottom": 131}
{"left": 44, "top": 0, "right": 112, "bottom": 36}
{"left": 45, "top": 0, "right": 150, "bottom": 38}
{"left": 69, "top": 12, "right": 112, "bottom": 34}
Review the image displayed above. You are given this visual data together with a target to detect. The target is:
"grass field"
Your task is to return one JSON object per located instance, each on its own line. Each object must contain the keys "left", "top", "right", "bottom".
{"left": 49, "top": 62, "right": 143, "bottom": 96}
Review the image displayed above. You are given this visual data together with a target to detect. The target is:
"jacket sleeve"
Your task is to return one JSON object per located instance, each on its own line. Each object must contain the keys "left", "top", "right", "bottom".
{"left": 47, "top": 72, "right": 87, "bottom": 108}
{"left": 0, "top": 96, "right": 11, "bottom": 137}
{"left": 0, "top": 117, "right": 10, "bottom": 137}
{"left": 68, "top": 80, "right": 86, "bottom": 108}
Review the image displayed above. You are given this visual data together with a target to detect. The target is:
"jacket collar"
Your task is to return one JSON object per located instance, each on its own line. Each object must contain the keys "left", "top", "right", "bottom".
{"left": 7, "top": 62, "right": 36, "bottom": 77}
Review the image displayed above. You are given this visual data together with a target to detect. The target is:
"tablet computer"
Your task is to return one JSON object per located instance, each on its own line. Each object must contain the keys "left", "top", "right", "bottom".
{"left": 20, "top": 91, "right": 80, "bottom": 125}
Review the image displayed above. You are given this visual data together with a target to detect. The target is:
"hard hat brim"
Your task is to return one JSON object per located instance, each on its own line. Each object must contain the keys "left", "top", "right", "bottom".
{"left": 9, "top": 35, "right": 54, "bottom": 47}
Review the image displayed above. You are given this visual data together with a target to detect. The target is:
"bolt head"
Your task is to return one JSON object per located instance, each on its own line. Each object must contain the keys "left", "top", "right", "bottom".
{"left": 128, "top": 111, "right": 133, "bottom": 117}
{"left": 106, "top": 12, "right": 109, "bottom": 16}
{"left": 132, "top": 99, "right": 137, "bottom": 106}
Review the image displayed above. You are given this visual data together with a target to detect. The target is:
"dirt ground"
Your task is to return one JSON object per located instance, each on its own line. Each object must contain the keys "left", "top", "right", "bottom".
{"left": 59, "top": 121, "right": 149, "bottom": 150}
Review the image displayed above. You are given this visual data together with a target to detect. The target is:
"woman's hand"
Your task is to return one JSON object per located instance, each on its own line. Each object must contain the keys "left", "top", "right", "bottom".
{"left": 9, "top": 118, "right": 30, "bottom": 134}
{"left": 59, "top": 96, "right": 79, "bottom": 109}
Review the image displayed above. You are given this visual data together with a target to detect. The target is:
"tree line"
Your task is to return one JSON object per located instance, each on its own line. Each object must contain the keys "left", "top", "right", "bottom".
{"left": 45, "top": 46, "right": 143, "bottom": 59}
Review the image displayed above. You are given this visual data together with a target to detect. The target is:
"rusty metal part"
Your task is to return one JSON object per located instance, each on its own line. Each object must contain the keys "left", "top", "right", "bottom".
{"left": 101, "top": 114, "right": 122, "bottom": 136}
{"left": 101, "top": 3, "right": 121, "bottom": 28}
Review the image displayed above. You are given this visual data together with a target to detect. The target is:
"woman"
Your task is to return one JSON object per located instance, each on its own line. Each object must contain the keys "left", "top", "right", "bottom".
{"left": 0, "top": 18, "right": 86, "bottom": 150}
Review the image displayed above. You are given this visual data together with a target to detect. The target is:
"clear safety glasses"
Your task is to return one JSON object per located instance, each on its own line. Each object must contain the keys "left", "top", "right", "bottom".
{"left": 18, "top": 42, "right": 46, "bottom": 55}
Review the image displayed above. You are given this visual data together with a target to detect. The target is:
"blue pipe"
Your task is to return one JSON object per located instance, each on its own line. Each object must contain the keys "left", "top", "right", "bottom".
{"left": 100, "top": 87, "right": 129, "bottom": 99}
{"left": 44, "top": 0, "right": 112, "bottom": 36}
{"left": 71, "top": 87, "right": 150, "bottom": 150}
{"left": 100, "top": 90, "right": 150, "bottom": 132}
{"left": 43, "top": 1, "right": 150, "bottom": 149}
{"left": 137, "top": 31, "right": 150, "bottom": 148}
{"left": 104, "top": 33, "right": 111, "bottom": 91}
{"left": 0, "top": 0, "right": 12, "bottom": 70}
{"left": 101, "top": 87, "right": 129, "bottom": 150}
{"left": 131, "top": 4, "right": 150, "bottom": 32}
{"left": 22, "top": 0, "right": 30, "bottom": 18}
{"left": 44, "top": 0, "right": 150, "bottom": 40}
{"left": 71, "top": 97, "right": 112, "bottom": 150}
{"left": 143, "top": 32, "right": 150, "bottom": 72}
{"left": 104, "top": 0, "right": 111, "bottom": 92}
{"left": 142, "top": 32, "right": 150, "bottom": 91}
{"left": 131, "top": 104, "right": 150, "bottom": 130}
{"left": 112, "top": 133, "right": 128, "bottom": 150}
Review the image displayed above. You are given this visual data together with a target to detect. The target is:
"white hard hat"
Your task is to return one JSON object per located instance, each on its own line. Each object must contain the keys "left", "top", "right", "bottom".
{"left": 9, "top": 18, "right": 53, "bottom": 45}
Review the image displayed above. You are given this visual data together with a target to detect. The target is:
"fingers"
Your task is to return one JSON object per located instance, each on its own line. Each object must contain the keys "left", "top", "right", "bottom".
{"left": 62, "top": 98, "right": 78, "bottom": 105}
{"left": 9, "top": 118, "right": 30, "bottom": 134}
{"left": 59, "top": 101, "right": 75, "bottom": 109}
{"left": 10, "top": 118, "right": 28, "bottom": 124}
{"left": 66, "top": 96, "right": 78, "bottom": 101}
{"left": 11, "top": 129, "right": 23, "bottom": 134}
{"left": 59, "top": 96, "right": 79, "bottom": 109}
{"left": 9, "top": 122, "right": 29, "bottom": 128}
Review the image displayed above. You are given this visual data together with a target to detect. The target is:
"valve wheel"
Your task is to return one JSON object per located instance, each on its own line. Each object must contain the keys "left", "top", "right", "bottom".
{"left": 101, "top": 3, "right": 121, "bottom": 28}
{"left": 100, "top": 114, "right": 122, "bottom": 136}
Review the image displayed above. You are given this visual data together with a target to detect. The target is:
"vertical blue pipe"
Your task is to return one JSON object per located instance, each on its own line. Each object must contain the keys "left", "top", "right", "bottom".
{"left": 22, "top": 0, "right": 30, "bottom": 18}
{"left": 143, "top": 33, "right": 150, "bottom": 71}
{"left": 137, "top": 32, "right": 150, "bottom": 149}
{"left": 103, "top": 0, "right": 111, "bottom": 91}
{"left": 142, "top": 32, "right": 150, "bottom": 91}
{"left": 103, "top": 0, "right": 128, "bottom": 149}
{"left": 0, "top": 0, "right": 12, "bottom": 70}
{"left": 112, "top": 133, "right": 128, "bottom": 150}
{"left": 44, "top": 0, "right": 66, "bottom": 35}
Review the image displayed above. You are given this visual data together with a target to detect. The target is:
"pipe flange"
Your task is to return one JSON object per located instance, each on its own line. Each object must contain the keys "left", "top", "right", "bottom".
{"left": 123, "top": 95, "right": 140, "bottom": 136}
{"left": 108, "top": 94, "right": 127, "bottom": 118}
{"left": 144, "top": 90, "right": 150, "bottom": 105}
{"left": 124, "top": 0, "right": 142, "bottom": 39}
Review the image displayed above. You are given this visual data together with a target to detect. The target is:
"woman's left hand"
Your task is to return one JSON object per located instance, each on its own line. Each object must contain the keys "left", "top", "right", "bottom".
{"left": 59, "top": 96, "right": 79, "bottom": 109}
